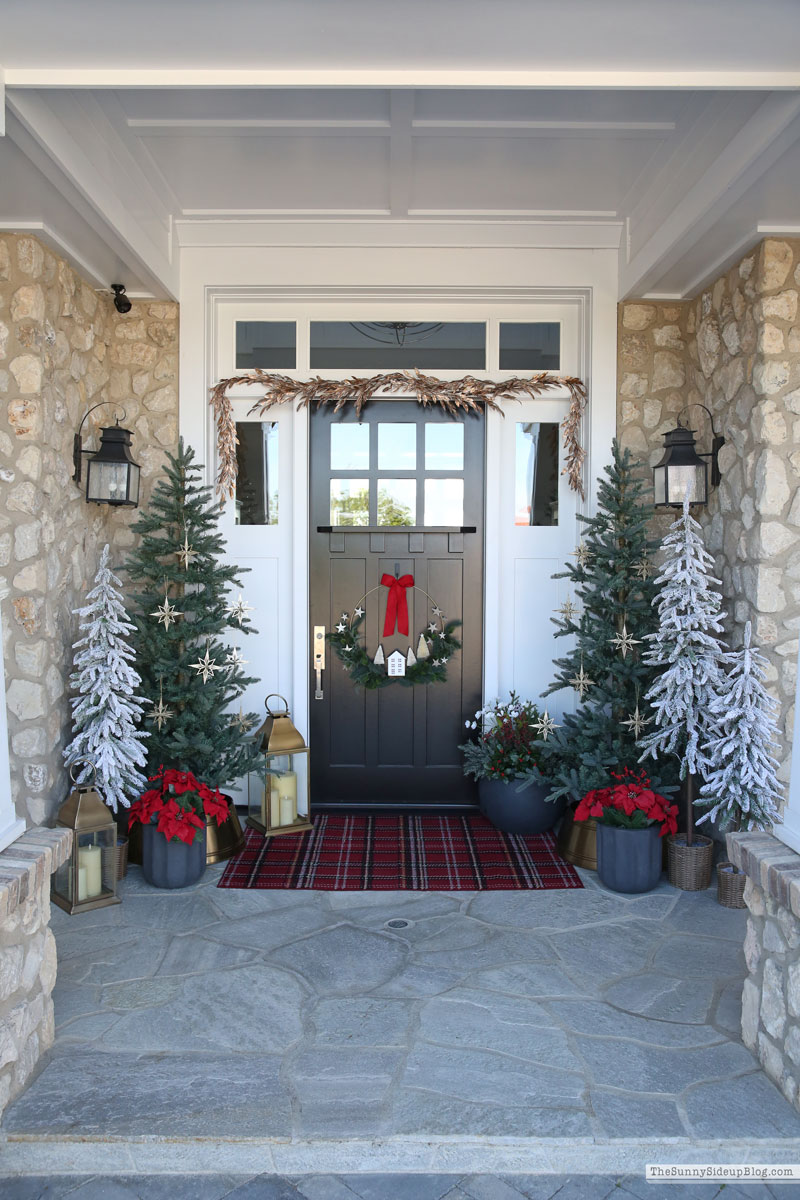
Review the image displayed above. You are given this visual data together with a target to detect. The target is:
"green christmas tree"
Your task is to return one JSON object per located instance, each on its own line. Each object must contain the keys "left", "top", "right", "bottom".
{"left": 538, "top": 441, "right": 677, "bottom": 803}
{"left": 125, "top": 440, "right": 260, "bottom": 788}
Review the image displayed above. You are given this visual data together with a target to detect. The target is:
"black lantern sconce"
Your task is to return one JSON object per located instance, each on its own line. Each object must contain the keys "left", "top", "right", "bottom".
{"left": 652, "top": 404, "right": 725, "bottom": 509}
{"left": 73, "top": 402, "right": 141, "bottom": 507}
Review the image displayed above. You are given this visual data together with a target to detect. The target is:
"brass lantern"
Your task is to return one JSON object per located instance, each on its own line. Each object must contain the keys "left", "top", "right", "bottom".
{"left": 246, "top": 694, "right": 312, "bottom": 837}
{"left": 52, "top": 761, "right": 120, "bottom": 915}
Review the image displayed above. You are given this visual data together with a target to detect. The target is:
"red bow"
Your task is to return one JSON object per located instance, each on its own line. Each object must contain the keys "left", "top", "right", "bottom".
{"left": 381, "top": 574, "right": 414, "bottom": 637}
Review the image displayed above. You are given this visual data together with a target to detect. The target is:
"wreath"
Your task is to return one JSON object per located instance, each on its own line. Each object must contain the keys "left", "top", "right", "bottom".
{"left": 328, "top": 579, "right": 461, "bottom": 690}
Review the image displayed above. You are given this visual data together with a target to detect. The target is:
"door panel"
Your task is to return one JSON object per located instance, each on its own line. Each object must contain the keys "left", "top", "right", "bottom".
{"left": 310, "top": 400, "right": 484, "bottom": 809}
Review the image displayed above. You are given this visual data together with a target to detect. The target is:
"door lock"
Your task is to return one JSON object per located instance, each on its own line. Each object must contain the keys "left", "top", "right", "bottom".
{"left": 313, "top": 626, "right": 326, "bottom": 700}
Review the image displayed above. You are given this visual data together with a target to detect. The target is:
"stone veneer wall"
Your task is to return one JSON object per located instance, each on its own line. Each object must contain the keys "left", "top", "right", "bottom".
{"left": 0, "top": 826, "right": 71, "bottom": 1118}
{"left": 0, "top": 234, "right": 178, "bottom": 827}
{"left": 728, "top": 831, "right": 800, "bottom": 1112}
{"left": 618, "top": 238, "right": 800, "bottom": 792}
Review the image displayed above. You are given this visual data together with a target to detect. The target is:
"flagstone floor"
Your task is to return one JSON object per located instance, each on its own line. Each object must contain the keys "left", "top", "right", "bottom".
{"left": 3, "top": 859, "right": 800, "bottom": 1185}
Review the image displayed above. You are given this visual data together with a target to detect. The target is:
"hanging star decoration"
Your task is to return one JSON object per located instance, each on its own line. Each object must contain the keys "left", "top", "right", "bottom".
{"left": 191, "top": 643, "right": 218, "bottom": 683}
{"left": 621, "top": 706, "right": 652, "bottom": 738}
{"left": 230, "top": 705, "right": 253, "bottom": 734}
{"left": 609, "top": 622, "right": 641, "bottom": 660}
{"left": 530, "top": 711, "right": 560, "bottom": 742}
{"left": 432, "top": 605, "right": 443, "bottom": 617}
{"left": 556, "top": 597, "right": 579, "bottom": 622}
{"left": 354, "top": 605, "right": 364, "bottom": 618}
{"left": 151, "top": 587, "right": 182, "bottom": 630}
{"left": 633, "top": 557, "right": 652, "bottom": 581}
{"left": 570, "top": 542, "right": 592, "bottom": 568}
{"left": 568, "top": 662, "right": 595, "bottom": 699}
{"left": 428, "top": 621, "right": 439, "bottom": 633}
{"left": 226, "top": 594, "right": 254, "bottom": 626}
{"left": 176, "top": 533, "right": 197, "bottom": 571}
{"left": 343, "top": 643, "right": 354, "bottom": 653}
{"left": 146, "top": 685, "right": 174, "bottom": 731}
{"left": 225, "top": 646, "right": 248, "bottom": 670}
{"left": 335, "top": 620, "right": 347, "bottom": 633}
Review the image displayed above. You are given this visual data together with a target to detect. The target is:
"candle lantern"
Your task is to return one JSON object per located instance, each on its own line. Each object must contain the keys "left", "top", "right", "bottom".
{"left": 246, "top": 694, "right": 312, "bottom": 837}
{"left": 51, "top": 761, "right": 121, "bottom": 915}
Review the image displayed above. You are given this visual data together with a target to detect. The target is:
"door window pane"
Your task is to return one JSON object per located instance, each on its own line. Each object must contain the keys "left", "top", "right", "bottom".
{"left": 235, "top": 422, "right": 279, "bottom": 525}
{"left": 377, "top": 479, "right": 416, "bottom": 526}
{"left": 500, "top": 323, "right": 560, "bottom": 371}
{"left": 425, "top": 423, "right": 464, "bottom": 471}
{"left": 310, "top": 321, "right": 486, "bottom": 370}
{"left": 424, "top": 478, "right": 464, "bottom": 527}
{"left": 378, "top": 423, "right": 416, "bottom": 470}
{"left": 331, "top": 480, "right": 370, "bottom": 526}
{"left": 235, "top": 321, "right": 296, "bottom": 369}
{"left": 331, "top": 423, "right": 370, "bottom": 470}
{"left": 515, "top": 422, "right": 559, "bottom": 526}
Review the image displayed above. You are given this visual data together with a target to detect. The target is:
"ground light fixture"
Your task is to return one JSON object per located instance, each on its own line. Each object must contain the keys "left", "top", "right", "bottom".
{"left": 652, "top": 403, "right": 725, "bottom": 509}
{"left": 73, "top": 402, "right": 141, "bottom": 507}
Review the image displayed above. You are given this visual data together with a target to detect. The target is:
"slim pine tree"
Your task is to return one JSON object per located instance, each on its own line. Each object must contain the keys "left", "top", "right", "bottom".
{"left": 696, "top": 621, "right": 783, "bottom": 831}
{"left": 125, "top": 440, "right": 260, "bottom": 787}
{"left": 539, "top": 441, "right": 673, "bottom": 802}
{"left": 63, "top": 544, "right": 149, "bottom": 812}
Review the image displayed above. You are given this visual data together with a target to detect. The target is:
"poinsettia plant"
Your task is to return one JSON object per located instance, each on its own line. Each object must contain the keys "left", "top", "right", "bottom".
{"left": 128, "top": 766, "right": 230, "bottom": 845}
{"left": 460, "top": 692, "right": 544, "bottom": 782}
{"left": 575, "top": 768, "right": 678, "bottom": 837}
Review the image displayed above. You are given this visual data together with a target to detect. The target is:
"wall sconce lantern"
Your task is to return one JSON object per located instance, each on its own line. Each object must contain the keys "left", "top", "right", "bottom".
{"left": 246, "top": 694, "right": 312, "bottom": 838}
{"left": 653, "top": 404, "right": 725, "bottom": 509}
{"left": 73, "top": 402, "right": 141, "bottom": 507}
{"left": 51, "top": 761, "right": 120, "bottom": 915}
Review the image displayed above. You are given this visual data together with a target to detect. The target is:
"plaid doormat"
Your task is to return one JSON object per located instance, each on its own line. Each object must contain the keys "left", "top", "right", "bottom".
{"left": 217, "top": 813, "right": 583, "bottom": 890}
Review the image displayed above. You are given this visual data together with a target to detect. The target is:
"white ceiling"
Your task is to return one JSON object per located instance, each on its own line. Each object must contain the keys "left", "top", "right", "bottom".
{"left": 1, "top": 1, "right": 799, "bottom": 299}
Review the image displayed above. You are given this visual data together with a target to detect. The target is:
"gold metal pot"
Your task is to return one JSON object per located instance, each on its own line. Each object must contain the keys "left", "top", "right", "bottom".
{"left": 557, "top": 810, "right": 597, "bottom": 870}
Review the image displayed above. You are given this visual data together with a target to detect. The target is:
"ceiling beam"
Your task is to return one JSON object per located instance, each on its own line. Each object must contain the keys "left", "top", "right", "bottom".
{"left": 389, "top": 92, "right": 414, "bottom": 219}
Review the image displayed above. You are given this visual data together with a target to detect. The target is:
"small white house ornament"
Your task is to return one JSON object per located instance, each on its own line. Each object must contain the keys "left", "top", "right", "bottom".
{"left": 387, "top": 650, "right": 406, "bottom": 677}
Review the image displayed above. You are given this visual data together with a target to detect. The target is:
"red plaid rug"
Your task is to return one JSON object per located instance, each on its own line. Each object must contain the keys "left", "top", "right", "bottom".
{"left": 217, "top": 814, "right": 583, "bottom": 891}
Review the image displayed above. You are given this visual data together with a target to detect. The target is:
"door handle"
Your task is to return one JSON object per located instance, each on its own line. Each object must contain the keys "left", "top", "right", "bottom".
{"left": 313, "top": 625, "right": 326, "bottom": 700}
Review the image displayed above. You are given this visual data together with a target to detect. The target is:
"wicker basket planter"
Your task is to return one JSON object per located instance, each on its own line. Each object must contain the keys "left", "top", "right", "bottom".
{"left": 666, "top": 832, "right": 714, "bottom": 891}
{"left": 116, "top": 836, "right": 128, "bottom": 881}
{"left": 717, "top": 860, "right": 747, "bottom": 908}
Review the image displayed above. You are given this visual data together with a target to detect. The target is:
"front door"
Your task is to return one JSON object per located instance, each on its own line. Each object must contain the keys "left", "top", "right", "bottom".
{"left": 310, "top": 400, "right": 484, "bottom": 809}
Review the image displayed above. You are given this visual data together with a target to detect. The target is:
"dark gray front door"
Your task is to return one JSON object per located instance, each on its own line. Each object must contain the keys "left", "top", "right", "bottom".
{"left": 310, "top": 400, "right": 484, "bottom": 809}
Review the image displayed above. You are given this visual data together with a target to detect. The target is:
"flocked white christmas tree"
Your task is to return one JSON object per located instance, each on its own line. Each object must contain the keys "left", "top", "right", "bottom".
{"left": 638, "top": 492, "right": 728, "bottom": 840}
{"left": 63, "top": 544, "right": 149, "bottom": 812}
{"left": 696, "top": 621, "right": 783, "bottom": 831}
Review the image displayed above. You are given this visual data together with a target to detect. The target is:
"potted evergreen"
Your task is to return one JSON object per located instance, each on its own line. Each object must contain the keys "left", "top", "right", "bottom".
{"left": 575, "top": 768, "right": 678, "bottom": 893}
{"left": 128, "top": 766, "right": 231, "bottom": 889}
{"left": 460, "top": 693, "right": 557, "bottom": 834}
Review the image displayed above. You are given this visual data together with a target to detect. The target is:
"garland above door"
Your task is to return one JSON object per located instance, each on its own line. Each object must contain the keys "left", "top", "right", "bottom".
{"left": 209, "top": 369, "right": 588, "bottom": 503}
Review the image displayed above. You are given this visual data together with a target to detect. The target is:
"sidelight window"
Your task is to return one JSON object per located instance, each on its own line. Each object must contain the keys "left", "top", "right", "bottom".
{"left": 515, "top": 422, "right": 559, "bottom": 526}
{"left": 235, "top": 421, "right": 279, "bottom": 525}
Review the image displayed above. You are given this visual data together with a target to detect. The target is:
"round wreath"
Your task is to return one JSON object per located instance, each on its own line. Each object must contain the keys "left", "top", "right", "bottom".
{"left": 328, "top": 589, "right": 461, "bottom": 690}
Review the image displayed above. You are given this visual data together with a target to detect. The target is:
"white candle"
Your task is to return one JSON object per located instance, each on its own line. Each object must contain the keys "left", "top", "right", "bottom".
{"left": 78, "top": 845, "right": 102, "bottom": 899}
{"left": 276, "top": 772, "right": 297, "bottom": 826}
{"left": 77, "top": 866, "right": 88, "bottom": 902}
{"left": 260, "top": 785, "right": 269, "bottom": 829}
{"left": 269, "top": 780, "right": 281, "bottom": 828}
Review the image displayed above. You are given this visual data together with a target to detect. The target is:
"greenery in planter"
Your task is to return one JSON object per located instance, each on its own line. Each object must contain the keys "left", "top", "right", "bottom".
{"left": 575, "top": 768, "right": 678, "bottom": 836}
{"left": 459, "top": 693, "right": 544, "bottom": 782}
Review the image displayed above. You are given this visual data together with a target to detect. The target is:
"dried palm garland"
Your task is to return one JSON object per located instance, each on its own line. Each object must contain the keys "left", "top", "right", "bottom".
{"left": 209, "top": 369, "right": 588, "bottom": 502}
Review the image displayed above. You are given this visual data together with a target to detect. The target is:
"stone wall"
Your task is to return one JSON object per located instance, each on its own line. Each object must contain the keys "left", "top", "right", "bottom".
{"left": 0, "top": 234, "right": 179, "bottom": 826}
{"left": 728, "top": 831, "right": 800, "bottom": 1112}
{"left": 618, "top": 238, "right": 800, "bottom": 791}
{"left": 0, "top": 826, "right": 71, "bottom": 1118}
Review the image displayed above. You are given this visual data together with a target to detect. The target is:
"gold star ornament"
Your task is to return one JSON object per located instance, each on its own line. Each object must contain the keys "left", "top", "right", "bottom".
{"left": 621, "top": 706, "right": 652, "bottom": 738}
{"left": 151, "top": 589, "right": 182, "bottom": 630}
{"left": 568, "top": 663, "right": 594, "bottom": 699}
{"left": 176, "top": 533, "right": 197, "bottom": 570}
{"left": 191, "top": 644, "right": 218, "bottom": 684}
{"left": 530, "top": 711, "right": 560, "bottom": 742}
{"left": 633, "top": 557, "right": 652, "bottom": 581}
{"left": 226, "top": 594, "right": 254, "bottom": 625}
{"left": 570, "top": 542, "right": 592, "bottom": 568}
{"left": 556, "top": 598, "right": 579, "bottom": 622}
{"left": 146, "top": 686, "right": 173, "bottom": 731}
{"left": 230, "top": 706, "right": 253, "bottom": 734}
{"left": 609, "top": 622, "right": 641, "bottom": 660}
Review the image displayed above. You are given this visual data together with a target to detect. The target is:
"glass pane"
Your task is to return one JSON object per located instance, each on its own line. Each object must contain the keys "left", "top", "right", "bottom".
{"left": 515, "top": 422, "right": 559, "bottom": 526}
{"left": 330, "top": 479, "right": 370, "bottom": 526}
{"left": 310, "top": 321, "right": 485, "bottom": 370}
{"left": 378, "top": 423, "right": 416, "bottom": 470}
{"left": 424, "top": 478, "right": 464, "bottom": 526}
{"left": 331, "top": 423, "right": 369, "bottom": 470}
{"left": 500, "top": 323, "right": 561, "bottom": 371}
{"left": 378, "top": 479, "right": 416, "bottom": 526}
{"left": 236, "top": 422, "right": 279, "bottom": 525}
{"left": 425, "top": 423, "right": 464, "bottom": 471}
{"left": 235, "top": 321, "right": 296, "bottom": 369}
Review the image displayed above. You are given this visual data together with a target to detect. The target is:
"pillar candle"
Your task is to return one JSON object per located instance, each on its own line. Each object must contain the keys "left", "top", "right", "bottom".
{"left": 77, "top": 866, "right": 88, "bottom": 902}
{"left": 276, "top": 772, "right": 297, "bottom": 825}
{"left": 78, "top": 844, "right": 102, "bottom": 899}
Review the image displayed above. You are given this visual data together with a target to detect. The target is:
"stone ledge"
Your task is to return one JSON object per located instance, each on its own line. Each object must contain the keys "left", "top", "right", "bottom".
{"left": 727, "top": 830, "right": 800, "bottom": 917}
{"left": 0, "top": 827, "right": 71, "bottom": 922}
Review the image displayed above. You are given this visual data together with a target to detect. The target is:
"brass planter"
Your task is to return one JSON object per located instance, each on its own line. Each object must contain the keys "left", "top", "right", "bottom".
{"left": 557, "top": 810, "right": 597, "bottom": 870}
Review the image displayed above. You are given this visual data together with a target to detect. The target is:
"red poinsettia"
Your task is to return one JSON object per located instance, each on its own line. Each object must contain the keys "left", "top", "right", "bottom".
{"left": 575, "top": 768, "right": 678, "bottom": 837}
{"left": 128, "top": 766, "right": 231, "bottom": 845}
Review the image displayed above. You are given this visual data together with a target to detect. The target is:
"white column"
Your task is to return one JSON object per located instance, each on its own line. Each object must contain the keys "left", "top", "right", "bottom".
{"left": 0, "top": 592, "right": 26, "bottom": 852}
{"left": 775, "top": 638, "right": 800, "bottom": 854}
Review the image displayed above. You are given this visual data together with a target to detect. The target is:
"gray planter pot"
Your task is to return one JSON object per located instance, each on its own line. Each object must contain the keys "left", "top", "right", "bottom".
{"left": 141, "top": 822, "right": 207, "bottom": 889}
{"left": 596, "top": 822, "right": 662, "bottom": 894}
{"left": 478, "top": 776, "right": 564, "bottom": 835}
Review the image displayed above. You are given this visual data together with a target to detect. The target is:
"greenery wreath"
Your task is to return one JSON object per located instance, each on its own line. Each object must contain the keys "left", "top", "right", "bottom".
{"left": 328, "top": 588, "right": 462, "bottom": 690}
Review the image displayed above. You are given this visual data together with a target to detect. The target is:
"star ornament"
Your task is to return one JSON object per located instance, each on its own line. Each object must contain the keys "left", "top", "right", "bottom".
{"left": 146, "top": 688, "right": 173, "bottom": 731}
{"left": 151, "top": 590, "right": 182, "bottom": 630}
{"left": 530, "top": 711, "right": 560, "bottom": 742}
{"left": 354, "top": 605, "right": 365, "bottom": 618}
{"left": 230, "top": 706, "right": 253, "bottom": 734}
{"left": 432, "top": 605, "right": 443, "bottom": 617}
{"left": 633, "top": 557, "right": 652, "bottom": 581}
{"left": 556, "top": 598, "right": 579, "bottom": 622}
{"left": 621, "top": 706, "right": 653, "bottom": 738}
{"left": 191, "top": 645, "right": 219, "bottom": 684}
{"left": 570, "top": 542, "right": 592, "bottom": 568}
{"left": 226, "top": 594, "right": 254, "bottom": 626}
{"left": 176, "top": 533, "right": 197, "bottom": 570}
{"left": 610, "top": 623, "right": 642, "bottom": 660}
{"left": 568, "top": 664, "right": 594, "bottom": 699}
{"left": 335, "top": 621, "right": 347, "bottom": 633}
{"left": 225, "top": 646, "right": 248, "bottom": 669}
